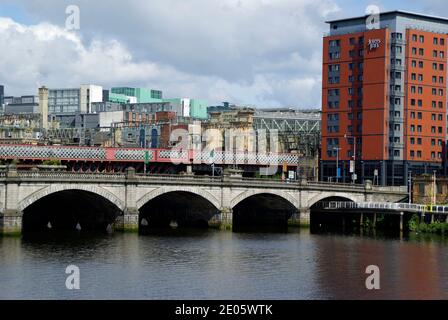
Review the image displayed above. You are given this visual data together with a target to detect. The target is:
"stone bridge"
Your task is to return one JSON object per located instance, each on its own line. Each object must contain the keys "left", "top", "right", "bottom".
{"left": 0, "top": 167, "right": 408, "bottom": 235}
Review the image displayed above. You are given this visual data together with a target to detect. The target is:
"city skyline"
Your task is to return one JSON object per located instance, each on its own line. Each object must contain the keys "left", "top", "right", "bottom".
{"left": 0, "top": 0, "right": 447, "bottom": 108}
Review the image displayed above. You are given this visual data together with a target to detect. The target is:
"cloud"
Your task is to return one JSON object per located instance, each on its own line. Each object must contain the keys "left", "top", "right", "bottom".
{"left": 0, "top": 0, "right": 340, "bottom": 107}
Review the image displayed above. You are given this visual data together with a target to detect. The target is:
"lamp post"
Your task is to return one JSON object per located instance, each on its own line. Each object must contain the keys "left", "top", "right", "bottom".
{"left": 333, "top": 147, "right": 341, "bottom": 183}
{"left": 432, "top": 170, "right": 437, "bottom": 207}
{"left": 408, "top": 170, "right": 412, "bottom": 204}
{"left": 344, "top": 134, "right": 357, "bottom": 183}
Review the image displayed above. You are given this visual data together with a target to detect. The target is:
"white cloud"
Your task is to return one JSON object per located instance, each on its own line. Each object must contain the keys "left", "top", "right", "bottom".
{"left": 0, "top": 0, "right": 341, "bottom": 107}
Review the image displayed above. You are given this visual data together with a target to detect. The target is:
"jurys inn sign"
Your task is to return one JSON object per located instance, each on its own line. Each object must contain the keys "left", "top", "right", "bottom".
{"left": 368, "top": 39, "right": 381, "bottom": 50}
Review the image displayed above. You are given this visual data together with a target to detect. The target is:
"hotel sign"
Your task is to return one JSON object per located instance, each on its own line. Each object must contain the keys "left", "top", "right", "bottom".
{"left": 368, "top": 39, "right": 381, "bottom": 50}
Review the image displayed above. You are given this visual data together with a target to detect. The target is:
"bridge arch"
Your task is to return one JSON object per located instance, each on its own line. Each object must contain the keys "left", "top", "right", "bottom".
{"left": 230, "top": 189, "right": 299, "bottom": 210}
{"left": 136, "top": 186, "right": 220, "bottom": 210}
{"left": 18, "top": 184, "right": 125, "bottom": 212}
{"left": 231, "top": 190, "right": 299, "bottom": 230}
{"left": 137, "top": 187, "right": 221, "bottom": 229}
{"left": 307, "top": 192, "right": 361, "bottom": 209}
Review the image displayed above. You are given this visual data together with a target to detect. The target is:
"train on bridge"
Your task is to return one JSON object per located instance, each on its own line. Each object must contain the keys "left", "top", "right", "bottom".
{"left": 0, "top": 144, "right": 306, "bottom": 175}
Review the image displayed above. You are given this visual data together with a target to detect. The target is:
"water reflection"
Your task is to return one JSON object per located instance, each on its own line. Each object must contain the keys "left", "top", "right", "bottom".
{"left": 0, "top": 228, "right": 447, "bottom": 299}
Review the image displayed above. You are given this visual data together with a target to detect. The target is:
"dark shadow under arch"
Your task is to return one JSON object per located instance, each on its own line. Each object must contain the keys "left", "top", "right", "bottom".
{"left": 232, "top": 193, "right": 298, "bottom": 231}
{"left": 22, "top": 190, "right": 122, "bottom": 235}
{"left": 138, "top": 191, "right": 220, "bottom": 231}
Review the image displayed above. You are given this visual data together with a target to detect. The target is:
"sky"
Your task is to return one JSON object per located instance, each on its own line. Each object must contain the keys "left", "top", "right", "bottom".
{"left": 0, "top": 0, "right": 447, "bottom": 108}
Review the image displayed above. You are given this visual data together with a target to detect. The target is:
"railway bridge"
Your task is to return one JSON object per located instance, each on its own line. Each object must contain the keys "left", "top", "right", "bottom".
{"left": 0, "top": 166, "right": 407, "bottom": 236}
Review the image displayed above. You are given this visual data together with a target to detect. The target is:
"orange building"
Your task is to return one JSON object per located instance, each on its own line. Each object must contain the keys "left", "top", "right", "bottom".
{"left": 322, "top": 11, "right": 448, "bottom": 186}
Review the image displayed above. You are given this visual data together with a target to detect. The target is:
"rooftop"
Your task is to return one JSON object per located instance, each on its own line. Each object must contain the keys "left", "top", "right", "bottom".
{"left": 326, "top": 10, "right": 448, "bottom": 24}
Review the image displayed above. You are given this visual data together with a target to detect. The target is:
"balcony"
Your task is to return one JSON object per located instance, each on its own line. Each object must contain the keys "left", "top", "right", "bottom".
{"left": 389, "top": 90, "right": 405, "bottom": 97}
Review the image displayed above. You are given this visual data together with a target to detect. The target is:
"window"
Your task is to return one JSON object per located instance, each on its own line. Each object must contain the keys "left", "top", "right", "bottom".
{"left": 417, "top": 125, "right": 422, "bottom": 132}
{"left": 441, "top": 51, "right": 445, "bottom": 58}
{"left": 431, "top": 139, "right": 436, "bottom": 146}
{"left": 410, "top": 150, "right": 415, "bottom": 157}
{"left": 438, "top": 114, "right": 443, "bottom": 121}
{"left": 411, "top": 138, "right": 415, "bottom": 145}
{"left": 329, "top": 40, "right": 340, "bottom": 47}
{"left": 412, "top": 34, "right": 418, "bottom": 42}
{"left": 411, "top": 99, "right": 416, "bottom": 106}
{"left": 433, "top": 50, "right": 438, "bottom": 58}
{"left": 418, "top": 87, "right": 423, "bottom": 94}
{"left": 394, "top": 150, "right": 400, "bottom": 157}
{"left": 411, "top": 73, "right": 417, "bottom": 80}
{"left": 433, "top": 88, "right": 437, "bottom": 95}
{"left": 412, "top": 60, "right": 417, "bottom": 68}
{"left": 412, "top": 47, "right": 417, "bottom": 55}
{"left": 329, "top": 52, "right": 340, "bottom": 59}
{"left": 432, "top": 101, "right": 437, "bottom": 108}
{"left": 349, "top": 50, "right": 355, "bottom": 58}
{"left": 418, "top": 100, "right": 423, "bottom": 107}
{"left": 418, "top": 112, "right": 423, "bottom": 119}
{"left": 419, "top": 61, "right": 424, "bottom": 68}
{"left": 433, "top": 76, "right": 437, "bottom": 83}
{"left": 434, "top": 37, "right": 439, "bottom": 45}
{"left": 441, "top": 38, "right": 445, "bottom": 45}
{"left": 417, "top": 151, "right": 422, "bottom": 158}
{"left": 419, "top": 35, "right": 425, "bottom": 43}
{"left": 440, "top": 89, "right": 444, "bottom": 96}
{"left": 433, "top": 63, "right": 438, "bottom": 70}
{"left": 417, "top": 138, "right": 422, "bottom": 145}
{"left": 419, "top": 48, "right": 424, "bottom": 56}
{"left": 411, "top": 86, "right": 416, "bottom": 93}
{"left": 349, "top": 37, "right": 356, "bottom": 45}
{"left": 432, "top": 114, "right": 436, "bottom": 121}
{"left": 439, "top": 101, "right": 444, "bottom": 108}
{"left": 349, "top": 63, "right": 354, "bottom": 70}
{"left": 418, "top": 74, "right": 423, "bottom": 81}
{"left": 411, "top": 112, "right": 416, "bottom": 119}
{"left": 440, "top": 64, "right": 444, "bottom": 71}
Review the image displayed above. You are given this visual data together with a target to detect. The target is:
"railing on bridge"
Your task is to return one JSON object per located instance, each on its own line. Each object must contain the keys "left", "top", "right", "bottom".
{"left": 322, "top": 201, "right": 448, "bottom": 214}
{"left": 0, "top": 170, "right": 384, "bottom": 191}
{"left": 0, "top": 144, "right": 301, "bottom": 166}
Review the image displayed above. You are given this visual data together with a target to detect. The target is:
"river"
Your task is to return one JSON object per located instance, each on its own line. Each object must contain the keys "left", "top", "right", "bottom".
{"left": 0, "top": 228, "right": 447, "bottom": 300}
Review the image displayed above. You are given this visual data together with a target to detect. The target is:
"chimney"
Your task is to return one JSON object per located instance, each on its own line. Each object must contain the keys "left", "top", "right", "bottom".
{"left": 38, "top": 86, "right": 49, "bottom": 130}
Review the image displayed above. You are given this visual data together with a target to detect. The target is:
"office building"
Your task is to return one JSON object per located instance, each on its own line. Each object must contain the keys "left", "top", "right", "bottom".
{"left": 322, "top": 11, "right": 448, "bottom": 186}
{"left": 3, "top": 95, "right": 39, "bottom": 114}
{"left": 48, "top": 85, "right": 103, "bottom": 114}
{"left": 111, "top": 87, "right": 163, "bottom": 103}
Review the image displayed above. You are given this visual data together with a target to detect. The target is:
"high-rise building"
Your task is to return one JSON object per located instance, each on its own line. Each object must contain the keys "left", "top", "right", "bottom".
{"left": 111, "top": 87, "right": 163, "bottom": 103}
{"left": 3, "top": 95, "right": 40, "bottom": 114}
{"left": 48, "top": 85, "right": 103, "bottom": 114}
{"left": 322, "top": 11, "right": 448, "bottom": 186}
{"left": 0, "top": 85, "right": 4, "bottom": 106}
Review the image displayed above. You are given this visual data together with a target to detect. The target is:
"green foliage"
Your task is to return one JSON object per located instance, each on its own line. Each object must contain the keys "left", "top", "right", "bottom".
{"left": 42, "top": 159, "right": 62, "bottom": 166}
{"left": 409, "top": 214, "right": 448, "bottom": 235}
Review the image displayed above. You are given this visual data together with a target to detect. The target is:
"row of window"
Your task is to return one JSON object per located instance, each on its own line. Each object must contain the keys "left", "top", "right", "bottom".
{"left": 410, "top": 137, "right": 444, "bottom": 146}
{"left": 328, "top": 100, "right": 364, "bottom": 109}
{"left": 410, "top": 112, "right": 444, "bottom": 121}
{"left": 410, "top": 150, "right": 443, "bottom": 159}
{"left": 410, "top": 125, "right": 444, "bottom": 133}
{"left": 411, "top": 34, "right": 445, "bottom": 46}
{"left": 327, "top": 125, "right": 362, "bottom": 133}
{"left": 411, "top": 60, "right": 445, "bottom": 71}
{"left": 329, "top": 36, "right": 365, "bottom": 47}
{"left": 327, "top": 112, "right": 363, "bottom": 121}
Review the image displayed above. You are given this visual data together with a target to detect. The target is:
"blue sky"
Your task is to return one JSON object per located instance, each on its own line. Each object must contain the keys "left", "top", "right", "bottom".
{"left": 0, "top": 0, "right": 447, "bottom": 107}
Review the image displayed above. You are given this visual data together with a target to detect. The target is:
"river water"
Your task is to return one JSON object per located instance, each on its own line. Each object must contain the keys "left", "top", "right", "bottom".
{"left": 0, "top": 228, "right": 447, "bottom": 300}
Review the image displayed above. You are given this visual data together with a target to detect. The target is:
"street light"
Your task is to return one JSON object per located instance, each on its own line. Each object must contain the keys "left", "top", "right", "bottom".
{"left": 432, "top": 170, "right": 437, "bottom": 207}
{"left": 344, "top": 134, "right": 357, "bottom": 183}
{"left": 333, "top": 147, "right": 341, "bottom": 183}
{"left": 408, "top": 170, "right": 412, "bottom": 204}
